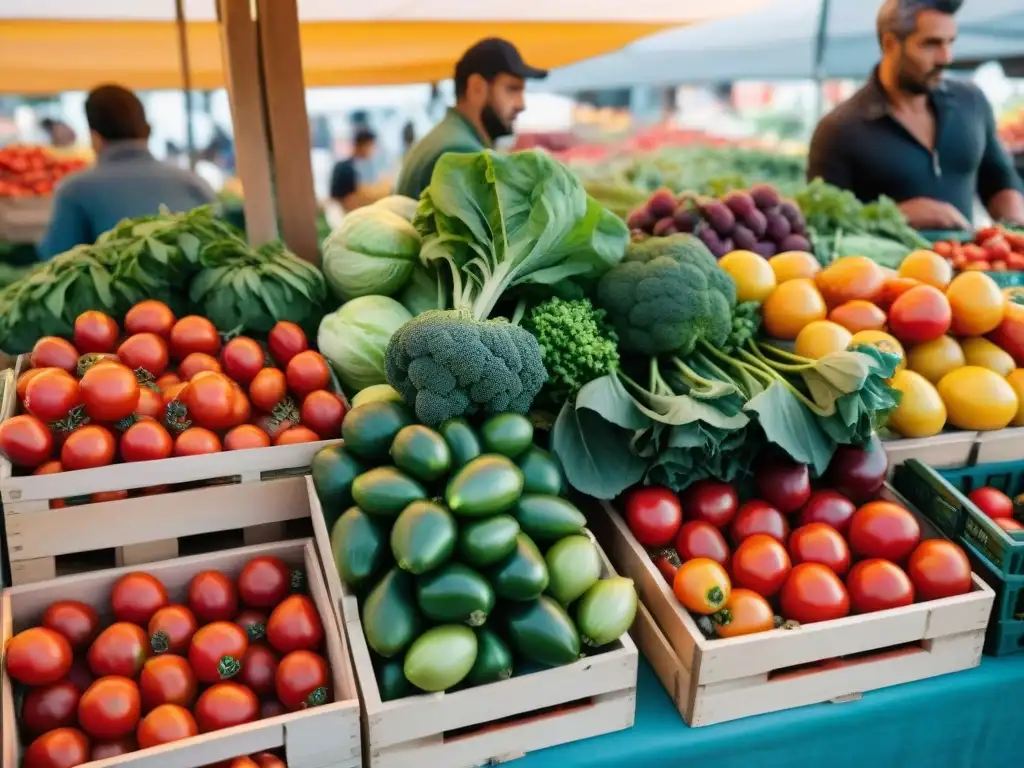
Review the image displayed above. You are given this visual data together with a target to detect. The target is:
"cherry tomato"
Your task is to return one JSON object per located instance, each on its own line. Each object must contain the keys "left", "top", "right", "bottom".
{"left": 6, "top": 627, "right": 72, "bottom": 685}
{"left": 61, "top": 425, "right": 116, "bottom": 470}
{"left": 222, "top": 337, "right": 266, "bottom": 384}
{"left": 179, "top": 352, "right": 222, "bottom": 380}
{"left": 674, "top": 521, "right": 730, "bottom": 567}
{"left": 189, "top": 569, "right": 239, "bottom": 622}
{"left": 31, "top": 336, "right": 79, "bottom": 373}
{"left": 42, "top": 600, "right": 99, "bottom": 651}
{"left": 184, "top": 373, "right": 235, "bottom": 430}
{"left": 753, "top": 455, "right": 811, "bottom": 513}
{"left": 88, "top": 622, "right": 150, "bottom": 678}
{"left": 174, "top": 427, "right": 222, "bottom": 456}
{"left": 797, "top": 490, "right": 857, "bottom": 535}
{"left": 788, "top": 523, "right": 851, "bottom": 576}
{"left": 235, "top": 609, "right": 269, "bottom": 642}
{"left": 238, "top": 556, "right": 292, "bottom": 609}
{"left": 225, "top": 424, "right": 272, "bottom": 451}
{"left": 652, "top": 549, "right": 681, "bottom": 585}
{"left": 155, "top": 372, "right": 181, "bottom": 391}
{"left": 266, "top": 595, "right": 324, "bottom": 654}
{"left": 249, "top": 368, "right": 288, "bottom": 412}
{"left": 189, "top": 621, "right": 249, "bottom": 684}
{"left": 91, "top": 738, "right": 137, "bottom": 760}
{"left": 78, "top": 676, "right": 141, "bottom": 740}
{"left": 194, "top": 682, "right": 259, "bottom": 733}
{"left": 672, "top": 558, "right": 731, "bottom": 614}
{"left": 268, "top": 321, "right": 308, "bottom": 366}
{"left": 888, "top": 285, "right": 952, "bottom": 344}
{"left": 968, "top": 487, "right": 1014, "bottom": 519}
{"left": 907, "top": 539, "right": 973, "bottom": 601}
{"left": 230, "top": 383, "right": 251, "bottom": 427}
{"left": 0, "top": 414, "right": 53, "bottom": 467}
{"left": 623, "top": 486, "right": 682, "bottom": 548}
{"left": 170, "top": 315, "right": 221, "bottom": 360}
{"left": 997, "top": 518, "right": 1024, "bottom": 532}
{"left": 125, "top": 300, "right": 176, "bottom": 338}
{"left": 240, "top": 644, "right": 279, "bottom": 697}
{"left": 711, "top": 588, "right": 775, "bottom": 638}
{"left": 779, "top": 563, "right": 850, "bottom": 624}
{"left": 285, "top": 351, "right": 330, "bottom": 399}
{"left": 80, "top": 363, "right": 140, "bottom": 422}
{"left": 24, "top": 370, "right": 81, "bottom": 422}
{"left": 847, "top": 559, "right": 915, "bottom": 614}
{"left": 74, "top": 310, "right": 119, "bottom": 353}
{"left": 136, "top": 703, "right": 198, "bottom": 748}
{"left": 22, "top": 727, "right": 90, "bottom": 768}
{"left": 144, "top": 606, "right": 196, "bottom": 657}
{"left": 731, "top": 534, "right": 792, "bottom": 598}
{"left": 120, "top": 420, "right": 173, "bottom": 462}
{"left": 135, "top": 387, "right": 165, "bottom": 420}
{"left": 21, "top": 680, "right": 81, "bottom": 734}
{"left": 117, "top": 333, "right": 170, "bottom": 377}
{"left": 848, "top": 501, "right": 921, "bottom": 562}
{"left": 680, "top": 479, "right": 738, "bottom": 528}
{"left": 35, "top": 460, "right": 63, "bottom": 475}
{"left": 275, "top": 425, "right": 320, "bottom": 445}
{"left": 300, "top": 390, "right": 346, "bottom": 438}
{"left": 139, "top": 654, "right": 198, "bottom": 711}
{"left": 730, "top": 500, "right": 789, "bottom": 546}
{"left": 276, "top": 650, "right": 329, "bottom": 710}
{"left": 111, "top": 572, "right": 169, "bottom": 625}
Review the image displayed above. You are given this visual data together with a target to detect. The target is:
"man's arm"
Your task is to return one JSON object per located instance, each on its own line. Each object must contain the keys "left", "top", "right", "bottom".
{"left": 977, "top": 92, "right": 1024, "bottom": 226}
{"left": 37, "top": 185, "right": 92, "bottom": 259}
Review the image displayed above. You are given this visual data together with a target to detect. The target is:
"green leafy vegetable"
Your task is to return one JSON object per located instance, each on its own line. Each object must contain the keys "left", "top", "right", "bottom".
{"left": 322, "top": 206, "right": 420, "bottom": 300}
{"left": 318, "top": 295, "right": 413, "bottom": 394}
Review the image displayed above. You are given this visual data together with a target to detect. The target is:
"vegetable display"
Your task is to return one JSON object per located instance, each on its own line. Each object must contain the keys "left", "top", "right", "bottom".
{"left": 932, "top": 225, "right": 1024, "bottom": 273}
{"left": 0, "top": 145, "right": 87, "bottom": 197}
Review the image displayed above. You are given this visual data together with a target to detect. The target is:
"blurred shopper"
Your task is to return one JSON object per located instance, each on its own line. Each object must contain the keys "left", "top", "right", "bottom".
{"left": 329, "top": 127, "right": 390, "bottom": 212}
{"left": 396, "top": 38, "right": 547, "bottom": 198}
{"left": 808, "top": 0, "right": 1024, "bottom": 229}
{"left": 38, "top": 84, "right": 214, "bottom": 259}
{"left": 40, "top": 118, "right": 76, "bottom": 148}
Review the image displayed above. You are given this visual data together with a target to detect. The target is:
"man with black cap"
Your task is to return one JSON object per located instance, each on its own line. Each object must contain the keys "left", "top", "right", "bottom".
{"left": 396, "top": 38, "right": 547, "bottom": 199}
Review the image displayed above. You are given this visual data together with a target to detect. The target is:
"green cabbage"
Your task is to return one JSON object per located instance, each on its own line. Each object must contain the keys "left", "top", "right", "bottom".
{"left": 322, "top": 208, "right": 420, "bottom": 301}
{"left": 318, "top": 295, "right": 412, "bottom": 393}
{"left": 373, "top": 195, "right": 420, "bottom": 221}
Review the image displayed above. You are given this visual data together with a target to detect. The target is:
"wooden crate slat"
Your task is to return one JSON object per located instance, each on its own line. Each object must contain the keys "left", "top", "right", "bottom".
{"left": 882, "top": 432, "right": 977, "bottom": 470}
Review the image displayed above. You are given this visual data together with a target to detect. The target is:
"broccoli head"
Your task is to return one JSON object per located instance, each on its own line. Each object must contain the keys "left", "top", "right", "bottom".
{"left": 625, "top": 233, "right": 737, "bottom": 303}
{"left": 385, "top": 309, "right": 547, "bottom": 426}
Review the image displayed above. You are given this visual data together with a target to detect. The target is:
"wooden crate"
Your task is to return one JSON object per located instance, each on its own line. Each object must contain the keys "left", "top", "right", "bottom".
{"left": 974, "top": 427, "right": 1024, "bottom": 464}
{"left": 306, "top": 478, "right": 638, "bottom": 768}
{"left": 585, "top": 486, "right": 994, "bottom": 727}
{"left": 0, "top": 196, "right": 52, "bottom": 243}
{"left": 883, "top": 432, "right": 977, "bottom": 472}
{"left": 1, "top": 538, "right": 361, "bottom": 768}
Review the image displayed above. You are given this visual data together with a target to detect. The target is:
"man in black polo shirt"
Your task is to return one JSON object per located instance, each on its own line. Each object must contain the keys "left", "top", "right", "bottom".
{"left": 808, "top": 0, "right": 1024, "bottom": 230}
{"left": 329, "top": 128, "right": 388, "bottom": 213}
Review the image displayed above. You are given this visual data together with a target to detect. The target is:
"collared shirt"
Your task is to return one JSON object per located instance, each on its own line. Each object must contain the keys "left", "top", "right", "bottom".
{"left": 37, "top": 142, "right": 216, "bottom": 259}
{"left": 807, "top": 68, "right": 1023, "bottom": 221}
{"left": 395, "top": 109, "right": 487, "bottom": 199}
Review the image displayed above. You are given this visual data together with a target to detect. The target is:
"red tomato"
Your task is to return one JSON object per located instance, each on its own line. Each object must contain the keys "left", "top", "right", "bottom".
{"left": 968, "top": 487, "right": 1014, "bottom": 519}
{"left": 624, "top": 486, "right": 682, "bottom": 547}
{"left": 148, "top": 604, "right": 198, "bottom": 655}
{"left": 137, "top": 704, "right": 198, "bottom": 748}
{"left": 24, "top": 370, "right": 81, "bottom": 422}
{"left": 730, "top": 500, "right": 789, "bottom": 546}
{"left": 680, "top": 479, "right": 738, "bottom": 528}
{"left": 779, "top": 563, "right": 850, "bottom": 624}
{"left": 6, "top": 627, "right": 72, "bottom": 685}
{"left": 235, "top": 609, "right": 269, "bottom": 642}
{"left": 907, "top": 539, "right": 973, "bottom": 601}
{"left": 188, "top": 570, "right": 239, "bottom": 622}
{"left": 996, "top": 517, "right": 1024, "bottom": 532}
{"left": 22, "top": 728, "right": 90, "bottom": 768}
{"left": 170, "top": 315, "right": 221, "bottom": 360}
{"left": 117, "top": 334, "right": 170, "bottom": 377}
{"left": 162, "top": 381, "right": 189, "bottom": 407}
{"left": 753, "top": 455, "right": 810, "bottom": 513}
{"left": 652, "top": 549, "right": 681, "bottom": 584}
{"left": 275, "top": 425, "right": 320, "bottom": 445}
{"left": 125, "top": 300, "right": 176, "bottom": 338}
{"left": 184, "top": 373, "right": 235, "bottom": 430}
{"left": 80, "top": 363, "right": 140, "bottom": 422}
{"left": 67, "top": 658, "right": 94, "bottom": 694}
{"left": 31, "top": 336, "right": 79, "bottom": 373}
{"left": 78, "top": 676, "right": 141, "bottom": 740}
{"left": 174, "top": 427, "right": 222, "bottom": 456}
{"left": 276, "top": 650, "right": 329, "bottom": 710}
{"left": 788, "top": 523, "right": 851, "bottom": 576}
{"left": 194, "top": 682, "right": 259, "bottom": 733}
{"left": 797, "top": 490, "right": 857, "bottom": 535}
{"left": 300, "top": 390, "right": 346, "bottom": 438}
{"left": 268, "top": 321, "right": 308, "bottom": 366}
{"left": 848, "top": 501, "right": 921, "bottom": 562}
{"left": 249, "top": 368, "right": 288, "bottom": 412}
{"left": 179, "top": 352, "right": 222, "bottom": 380}
{"left": 887, "top": 285, "right": 952, "bottom": 344}
{"left": 111, "top": 572, "right": 169, "bottom": 625}
{"left": 139, "top": 655, "right": 198, "bottom": 711}
{"left": 35, "top": 460, "right": 63, "bottom": 475}
{"left": 61, "top": 425, "right": 116, "bottom": 470}
{"left": 240, "top": 644, "right": 279, "bottom": 697}
{"left": 0, "top": 414, "right": 54, "bottom": 467}
{"left": 18, "top": 367, "right": 70, "bottom": 401}
{"left": 41, "top": 600, "right": 99, "bottom": 651}
{"left": 135, "top": 387, "right": 165, "bottom": 420}
{"left": 846, "top": 559, "right": 915, "bottom": 613}
{"left": 731, "top": 534, "right": 792, "bottom": 598}
{"left": 260, "top": 699, "right": 287, "bottom": 720}
{"left": 253, "top": 754, "right": 287, "bottom": 768}
{"left": 238, "top": 556, "right": 292, "bottom": 609}
{"left": 120, "top": 420, "right": 174, "bottom": 462}
{"left": 155, "top": 372, "right": 181, "bottom": 391}
{"left": 224, "top": 424, "right": 272, "bottom": 451}
{"left": 21, "top": 680, "right": 81, "bottom": 734}
{"left": 88, "top": 623, "right": 150, "bottom": 678}
{"left": 91, "top": 738, "right": 138, "bottom": 760}
{"left": 76, "top": 353, "right": 121, "bottom": 379}
{"left": 285, "top": 351, "right": 330, "bottom": 399}
{"left": 230, "top": 383, "right": 251, "bottom": 427}
{"left": 674, "top": 521, "right": 730, "bottom": 567}
{"left": 222, "top": 337, "right": 266, "bottom": 384}
{"left": 267, "top": 595, "right": 324, "bottom": 654}
{"left": 189, "top": 621, "right": 249, "bottom": 684}
{"left": 74, "top": 311, "right": 119, "bottom": 353}
{"left": 711, "top": 588, "right": 775, "bottom": 638}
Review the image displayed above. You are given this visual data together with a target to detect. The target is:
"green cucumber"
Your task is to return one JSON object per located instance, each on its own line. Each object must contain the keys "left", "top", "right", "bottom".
{"left": 517, "top": 447, "right": 566, "bottom": 496}
{"left": 352, "top": 467, "right": 427, "bottom": 517}
{"left": 480, "top": 413, "right": 534, "bottom": 459}
{"left": 445, "top": 455, "right": 524, "bottom": 517}
{"left": 403, "top": 625, "right": 478, "bottom": 692}
{"left": 342, "top": 401, "right": 414, "bottom": 462}
{"left": 330, "top": 506, "right": 386, "bottom": 589}
{"left": 390, "top": 425, "right": 452, "bottom": 482}
{"left": 311, "top": 445, "right": 364, "bottom": 527}
{"left": 416, "top": 563, "right": 495, "bottom": 627}
{"left": 545, "top": 535, "right": 601, "bottom": 606}
{"left": 362, "top": 568, "right": 422, "bottom": 658}
{"left": 466, "top": 628, "right": 514, "bottom": 686}
{"left": 513, "top": 495, "right": 586, "bottom": 541}
{"left": 504, "top": 596, "right": 581, "bottom": 667}
{"left": 489, "top": 533, "right": 548, "bottom": 601}
{"left": 575, "top": 578, "right": 637, "bottom": 648}
{"left": 458, "top": 515, "right": 520, "bottom": 568}
{"left": 439, "top": 418, "right": 482, "bottom": 468}
{"left": 376, "top": 657, "right": 413, "bottom": 702}
{"left": 390, "top": 500, "right": 457, "bottom": 574}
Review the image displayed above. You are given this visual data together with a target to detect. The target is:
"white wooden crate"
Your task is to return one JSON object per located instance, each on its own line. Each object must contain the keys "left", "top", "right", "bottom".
{"left": 1, "top": 538, "right": 361, "bottom": 768}
{"left": 883, "top": 432, "right": 977, "bottom": 472}
{"left": 306, "top": 477, "right": 638, "bottom": 768}
{"left": 0, "top": 196, "right": 52, "bottom": 243}
{"left": 973, "top": 427, "right": 1024, "bottom": 464}
{"left": 586, "top": 485, "right": 994, "bottom": 727}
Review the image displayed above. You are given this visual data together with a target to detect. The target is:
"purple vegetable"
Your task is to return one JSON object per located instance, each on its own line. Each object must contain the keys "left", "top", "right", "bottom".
{"left": 647, "top": 189, "right": 678, "bottom": 220}
{"left": 778, "top": 201, "right": 804, "bottom": 227}
{"left": 626, "top": 208, "right": 655, "bottom": 232}
{"left": 731, "top": 224, "right": 757, "bottom": 251}
{"left": 673, "top": 205, "right": 702, "bottom": 233}
{"left": 698, "top": 228, "right": 725, "bottom": 254}
{"left": 779, "top": 234, "right": 812, "bottom": 253}
{"left": 765, "top": 211, "right": 792, "bottom": 243}
{"left": 750, "top": 184, "right": 782, "bottom": 211}
{"left": 701, "top": 200, "right": 736, "bottom": 236}
{"left": 715, "top": 238, "right": 735, "bottom": 258}
{"left": 653, "top": 217, "right": 680, "bottom": 237}
{"left": 723, "top": 191, "right": 757, "bottom": 220}
{"left": 752, "top": 240, "right": 778, "bottom": 259}
{"left": 744, "top": 208, "right": 768, "bottom": 239}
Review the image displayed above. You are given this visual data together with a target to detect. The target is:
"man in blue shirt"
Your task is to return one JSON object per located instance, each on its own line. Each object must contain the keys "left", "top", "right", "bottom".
{"left": 38, "top": 84, "right": 215, "bottom": 258}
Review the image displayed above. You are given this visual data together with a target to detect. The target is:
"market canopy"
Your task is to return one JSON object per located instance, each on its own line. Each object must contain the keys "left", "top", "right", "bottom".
{"left": 540, "top": 0, "right": 1024, "bottom": 91}
{"left": 0, "top": 0, "right": 766, "bottom": 94}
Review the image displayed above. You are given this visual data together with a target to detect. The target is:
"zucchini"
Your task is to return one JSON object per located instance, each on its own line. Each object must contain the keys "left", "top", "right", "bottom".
{"left": 403, "top": 625, "right": 478, "bottom": 692}
{"left": 352, "top": 467, "right": 427, "bottom": 518}
{"left": 329, "top": 506, "right": 386, "bottom": 589}
{"left": 416, "top": 563, "right": 495, "bottom": 627}
{"left": 517, "top": 447, "right": 566, "bottom": 496}
{"left": 376, "top": 657, "right": 413, "bottom": 702}
{"left": 504, "top": 596, "right": 580, "bottom": 667}
{"left": 575, "top": 577, "right": 638, "bottom": 648}
{"left": 390, "top": 425, "right": 452, "bottom": 482}
{"left": 488, "top": 533, "right": 548, "bottom": 601}
{"left": 362, "top": 568, "right": 422, "bottom": 658}
{"left": 390, "top": 500, "right": 457, "bottom": 575}
{"left": 480, "top": 413, "right": 534, "bottom": 459}
{"left": 446, "top": 455, "right": 524, "bottom": 517}
{"left": 513, "top": 495, "right": 586, "bottom": 541}
{"left": 466, "top": 628, "right": 514, "bottom": 686}
{"left": 342, "top": 400, "right": 414, "bottom": 462}
{"left": 545, "top": 535, "right": 601, "bottom": 606}
{"left": 458, "top": 514, "right": 520, "bottom": 568}
{"left": 439, "top": 418, "right": 482, "bottom": 468}
{"left": 311, "top": 445, "right": 364, "bottom": 527}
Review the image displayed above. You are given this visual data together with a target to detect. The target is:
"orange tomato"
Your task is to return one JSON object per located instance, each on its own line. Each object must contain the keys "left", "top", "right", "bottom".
{"left": 762, "top": 279, "right": 828, "bottom": 340}
{"left": 946, "top": 271, "right": 1005, "bottom": 336}
{"left": 711, "top": 588, "right": 775, "bottom": 638}
{"left": 877, "top": 277, "right": 921, "bottom": 310}
{"left": 815, "top": 256, "right": 886, "bottom": 308}
{"left": 672, "top": 558, "right": 731, "bottom": 614}
{"left": 887, "top": 285, "right": 952, "bottom": 344}
{"left": 828, "top": 300, "right": 887, "bottom": 333}
{"left": 769, "top": 251, "right": 821, "bottom": 284}
{"left": 898, "top": 249, "right": 953, "bottom": 289}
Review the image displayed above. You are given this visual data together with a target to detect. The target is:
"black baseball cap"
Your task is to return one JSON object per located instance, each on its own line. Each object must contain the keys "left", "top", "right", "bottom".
{"left": 454, "top": 38, "right": 548, "bottom": 90}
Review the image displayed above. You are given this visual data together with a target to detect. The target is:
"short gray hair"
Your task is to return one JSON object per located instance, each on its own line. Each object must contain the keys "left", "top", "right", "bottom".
{"left": 877, "top": 0, "right": 963, "bottom": 43}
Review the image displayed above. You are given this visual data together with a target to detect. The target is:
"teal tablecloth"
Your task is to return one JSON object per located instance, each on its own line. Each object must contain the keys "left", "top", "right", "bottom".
{"left": 520, "top": 655, "right": 1024, "bottom": 768}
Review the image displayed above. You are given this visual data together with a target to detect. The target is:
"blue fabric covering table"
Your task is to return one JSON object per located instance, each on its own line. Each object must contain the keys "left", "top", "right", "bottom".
{"left": 519, "top": 655, "right": 1024, "bottom": 768}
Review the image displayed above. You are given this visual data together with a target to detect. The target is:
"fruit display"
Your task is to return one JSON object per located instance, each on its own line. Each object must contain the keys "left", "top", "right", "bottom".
{"left": 0, "top": 145, "right": 88, "bottom": 197}
{"left": 314, "top": 403, "right": 638, "bottom": 698}
{"left": 967, "top": 485, "right": 1024, "bottom": 533}
{"left": 932, "top": 226, "right": 1024, "bottom": 273}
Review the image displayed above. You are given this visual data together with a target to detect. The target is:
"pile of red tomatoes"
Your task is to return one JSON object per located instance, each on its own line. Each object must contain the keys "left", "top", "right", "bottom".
{"left": 5, "top": 555, "right": 331, "bottom": 767}
{"left": 0, "top": 301, "right": 346, "bottom": 478}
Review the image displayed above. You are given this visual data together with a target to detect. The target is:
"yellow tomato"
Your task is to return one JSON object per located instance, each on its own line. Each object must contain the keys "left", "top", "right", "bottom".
{"left": 815, "top": 256, "right": 886, "bottom": 308}
{"left": 795, "top": 321, "right": 854, "bottom": 360}
{"left": 762, "top": 278, "right": 827, "bottom": 340}
{"left": 898, "top": 249, "right": 953, "bottom": 289}
{"left": 959, "top": 337, "right": 1015, "bottom": 377}
{"left": 719, "top": 250, "right": 777, "bottom": 303}
{"left": 848, "top": 330, "right": 906, "bottom": 371}
{"left": 769, "top": 251, "right": 820, "bottom": 284}
{"left": 886, "top": 369, "right": 946, "bottom": 438}
{"left": 937, "top": 366, "right": 1019, "bottom": 431}
{"left": 906, "top": 335, "right": 965, "bottom": 384}
{"left": 946, "top": 271, "right": 1006, "bottom": 336}
{"left": 1005, "top": 369, "right": 1024, "bottom": 426}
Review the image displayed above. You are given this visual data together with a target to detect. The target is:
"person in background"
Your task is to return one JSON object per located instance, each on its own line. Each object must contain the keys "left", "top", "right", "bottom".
{"left": 38, "top": 85, "right": 215, "bottom": 259}
{"left": 40, "top": 118, "right": 76, "bottom": 148}
{"left": 329, "top": 127, "right": 390, "bottom": 212}
{"left": 396, "top": 38, "right": 547, "bottom": 199}
{"left": 807, "top": 0, "right": 1024, "bottom": 230}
